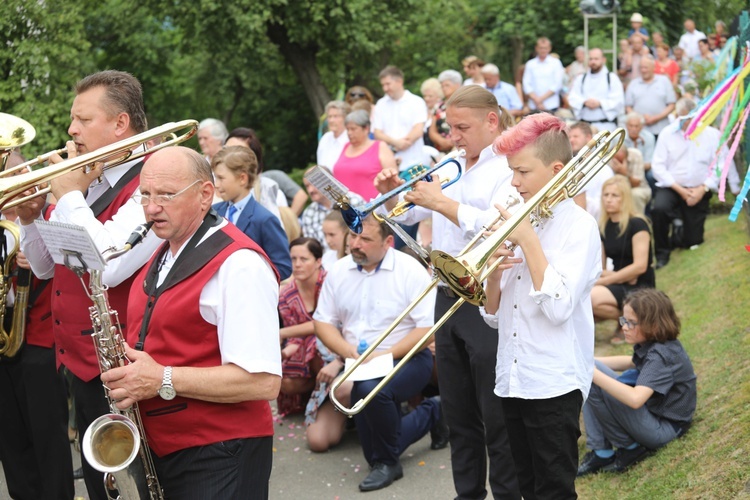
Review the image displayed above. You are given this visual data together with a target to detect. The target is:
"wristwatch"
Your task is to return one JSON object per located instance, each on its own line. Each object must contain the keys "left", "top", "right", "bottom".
{"left": 158, "top": 366, "right": 176, "bottom": 400}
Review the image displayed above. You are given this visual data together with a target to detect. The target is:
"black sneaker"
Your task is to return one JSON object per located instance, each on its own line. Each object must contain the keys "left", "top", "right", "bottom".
{"left": 577, "top": 451, "right": 615, "bottom": 477}
{"left": 601, "top": 445, "right": 651, "bottom": 473}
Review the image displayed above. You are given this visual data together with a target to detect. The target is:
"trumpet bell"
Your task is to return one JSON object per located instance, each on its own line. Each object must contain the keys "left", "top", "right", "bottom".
{"left": 0, "top": 113, "right": 36, "bottom": 150}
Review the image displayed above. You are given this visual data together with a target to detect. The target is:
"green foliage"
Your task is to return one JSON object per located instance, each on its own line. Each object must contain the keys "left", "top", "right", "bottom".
{"left": 0, "top": 0, "right": 96, "bottom": 156}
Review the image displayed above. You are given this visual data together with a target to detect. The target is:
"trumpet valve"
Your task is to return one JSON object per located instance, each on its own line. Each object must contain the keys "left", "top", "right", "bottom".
{"left": 430, "top": 250, "right": 486, "bottom": 306}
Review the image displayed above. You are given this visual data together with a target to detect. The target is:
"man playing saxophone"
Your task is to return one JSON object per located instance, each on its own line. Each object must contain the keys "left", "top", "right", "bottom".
{"left": 100, "top": 146, "right": 282, "bottom": 498}
{"left": 0, "top": 151, "right": 74, "bottom": 500}
{"left": 15, "top": 70, "right": 163, "bottom": 500}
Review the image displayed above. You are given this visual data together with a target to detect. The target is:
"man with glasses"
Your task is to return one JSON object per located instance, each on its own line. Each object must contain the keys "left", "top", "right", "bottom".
{"left": 101, "top": 146, "right": 281, "bottom": 498}
{"left": 17, "top": 70, "right": 163, "bottom": 500}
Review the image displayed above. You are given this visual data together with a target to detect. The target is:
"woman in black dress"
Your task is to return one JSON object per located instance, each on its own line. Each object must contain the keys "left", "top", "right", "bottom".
{"left": 591, "top": 175, "right": 655, "bottom": 343}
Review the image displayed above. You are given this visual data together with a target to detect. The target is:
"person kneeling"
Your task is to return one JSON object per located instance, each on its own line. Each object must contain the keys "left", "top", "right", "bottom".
{"left": 578, "top": 288, "right": 696, "bottom": 476}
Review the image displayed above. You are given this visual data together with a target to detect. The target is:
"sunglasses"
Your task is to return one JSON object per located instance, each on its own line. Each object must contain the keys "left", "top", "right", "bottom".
{"left": 349, "top": 92, "right": 366, "bottom": 98}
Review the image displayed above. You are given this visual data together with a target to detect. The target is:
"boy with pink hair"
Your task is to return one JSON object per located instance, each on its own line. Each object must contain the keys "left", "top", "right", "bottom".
{"left": 481, "top": 113, "right": 601, "bottom": 498}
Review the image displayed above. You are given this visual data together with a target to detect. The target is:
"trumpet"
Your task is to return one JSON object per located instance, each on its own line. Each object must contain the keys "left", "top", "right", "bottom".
{"left": 330, "top": 128, "right": 625, "bottom": 416}
{"left": 0, "top": 113, "right": 36, "bottom": 170}
{"left": 304, "top": 149, "right": 464, "bottom": 234}
{"left": 0, "top": 119, "right": 198, "bottom": 210}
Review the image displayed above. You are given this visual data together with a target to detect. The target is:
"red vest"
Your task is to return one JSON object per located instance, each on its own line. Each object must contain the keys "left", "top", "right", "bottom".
{"left": 24, "top": 276, "right": 54, "bottom": 348}
{"left": 50, "top": 176, "right": 143, "bottom": 381}
{"left": 126, "top": 223, "right": 278, "bottom": 457}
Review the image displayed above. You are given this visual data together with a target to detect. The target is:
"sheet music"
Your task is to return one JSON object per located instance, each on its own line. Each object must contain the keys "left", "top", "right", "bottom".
{"left": 303, "top": 166, "right": 352, "bottom": 206}
{"left": 343, "top": 353, "right": 394, "bottom": 382}
{"left": 35, "top": 220, "right": 106, "bottom": 271}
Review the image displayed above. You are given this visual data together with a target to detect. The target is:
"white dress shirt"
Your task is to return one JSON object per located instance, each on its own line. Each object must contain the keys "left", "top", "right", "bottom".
{"left": 651, "top": 120, "right": 738, "bottom": 192}
{"left": 381, "top": 145, "right": 518, "bottom": 257}
{"left": 20, "top": 153, "right": 163, "bottom": 287}
{"left": 567, "top": 68, "right": 624, "bottom": 131}
{"left": 480, "top": 199, "right": 600, "bottom": 401}
{"left": 372, "top": 90, "right": 428, "bottom": 170}
{"left": 313, "top": 248, "right": 435, "bottom": 351}
{"left": 317, "top": 130, "right": 349, "bottom": 169}
{"left": 678, "top": 30, "right": 707, "bottom": 60}
{"left": 522, "top": 56, "right": 565, "bottom": 110}
{"left": 157, "top": 220, "right": 281, "bottom": 376}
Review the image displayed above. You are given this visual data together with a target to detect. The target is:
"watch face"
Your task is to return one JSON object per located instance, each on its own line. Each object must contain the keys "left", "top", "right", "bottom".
{"left": 159, "top": 386, "right": 176, "bottom": 401}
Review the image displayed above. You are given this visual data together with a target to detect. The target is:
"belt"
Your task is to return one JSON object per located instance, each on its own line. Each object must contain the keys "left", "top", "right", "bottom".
{"left": 580, "top": 118, "right": 617, "bottom": 124}
{"left": 436, "top": 285, "right": 458, "bottom": 299}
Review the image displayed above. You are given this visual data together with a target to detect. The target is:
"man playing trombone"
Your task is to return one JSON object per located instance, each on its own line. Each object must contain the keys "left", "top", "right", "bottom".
{"left": 15, "top": 70, "right": 162, "bottom": 500}
{"left": 313, "top": 215, "right": 442, "bottom": 492}
{"left": 374, "top": 85, "right": 520, "bottom": 499}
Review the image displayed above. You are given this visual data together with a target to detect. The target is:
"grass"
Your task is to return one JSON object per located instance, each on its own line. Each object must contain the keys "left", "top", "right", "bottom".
{"left": 577, "top": 214, "right": 750, "bottom": 499}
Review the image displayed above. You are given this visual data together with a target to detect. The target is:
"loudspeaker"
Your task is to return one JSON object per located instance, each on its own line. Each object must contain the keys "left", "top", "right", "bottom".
{"left": 579, "top": 0, "right": 619, "bottom": 14}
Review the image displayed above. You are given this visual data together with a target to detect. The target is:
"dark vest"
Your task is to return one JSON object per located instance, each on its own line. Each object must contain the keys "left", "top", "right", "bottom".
{"left": 126, "top": 222, "right": 278, "bottom": 457}
{"left": 51, "top": 170, "right": 144, "bottom": 381}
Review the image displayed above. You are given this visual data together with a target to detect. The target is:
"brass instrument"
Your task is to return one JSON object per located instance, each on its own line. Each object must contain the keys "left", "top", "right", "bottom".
{"left": 81, "top": 222, "right": 164, "bottom": 500}
{"left": 0, "top": 119, "right": 198, "bottom": 210}
{"left": 330, "top": 129, "right": 625, "bottom": 416}
{"left": 0, "top": 221, "right": 29, "bottom": 358}
{"left": 0, "top": 113, "right": 36, "bottom": 170}
{"left": 304, "top": 149, "right": 464, "bottom": 234}
{"left": 0, "top": 114, "right": 37, "bottom": 358}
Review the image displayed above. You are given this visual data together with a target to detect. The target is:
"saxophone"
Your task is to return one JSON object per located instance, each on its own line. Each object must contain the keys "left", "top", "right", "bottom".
{"left": 0, "top": 219, "right": 30, "bottom": 358}
{"left": 80, "top": 222, "right": 164, "bottom": 500}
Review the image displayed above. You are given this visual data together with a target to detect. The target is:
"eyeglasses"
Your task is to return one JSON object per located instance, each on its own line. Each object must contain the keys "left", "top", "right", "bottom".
{"left": 618, "top": 316, "right": 639, "bottom": 329}
{"left": 131, "top": 180, "right": 201, "bottom": 207}
{"left": 349, "top": 92, "right": 366, "bottom": 99}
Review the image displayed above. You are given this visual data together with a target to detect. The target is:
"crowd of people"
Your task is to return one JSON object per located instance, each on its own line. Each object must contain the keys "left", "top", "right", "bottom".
{"left": 0, "top": 12, "right": 738, "bottom": 500}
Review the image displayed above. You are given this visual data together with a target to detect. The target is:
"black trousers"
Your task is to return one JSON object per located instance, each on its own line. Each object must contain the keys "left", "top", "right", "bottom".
{"left": 0, "top": 345, "right": 74, "bottom": 500}
{"left": 651, "top": 187, "right": 711, "bottom": 261}
{"left": 70, "top": 371, "right": 113, "bottom": 500}
{"left": 434, "top": 292, "right": 520, "bottom": 499}
{"left": 152, "top": 436, "right": 273, "bottom": 499}
{"left": 501, "top": 390, "right": 583, "bottom": 500}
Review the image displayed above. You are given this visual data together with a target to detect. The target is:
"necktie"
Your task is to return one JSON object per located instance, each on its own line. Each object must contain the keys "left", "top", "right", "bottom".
{"left": 227, "top": 204, "right": 238, "bottom": 223}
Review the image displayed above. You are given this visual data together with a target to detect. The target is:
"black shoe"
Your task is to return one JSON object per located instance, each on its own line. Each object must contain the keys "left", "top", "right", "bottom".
{"left": 429, "top": 397, "right": 449, "bottom": 450}
{"left": 73, "top": 467, "right": 84, "bottom": 480}
{"left": 655, "top": 259, "right": 669, "bottom": 270}
{"left": 358, "top": 462, "right": 403, "bottom": 492}
{"left": 576, "top": 451, "right": 615, "bottom": 477}
{"left": 601, "top": 445, "right": 651, "bottom": 473}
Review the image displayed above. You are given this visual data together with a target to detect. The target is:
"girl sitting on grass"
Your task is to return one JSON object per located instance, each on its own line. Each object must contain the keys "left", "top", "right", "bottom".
{"left": 578, "top": 288, "right": 696, "bottom": 476}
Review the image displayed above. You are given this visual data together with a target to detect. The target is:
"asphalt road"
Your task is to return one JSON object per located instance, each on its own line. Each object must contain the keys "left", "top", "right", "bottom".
{"left": 0, "top": 408, "right": 457, "bottom": 500}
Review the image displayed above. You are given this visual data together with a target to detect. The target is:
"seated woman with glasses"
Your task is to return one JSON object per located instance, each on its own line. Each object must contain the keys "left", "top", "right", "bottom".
{"left": 591, "top": 175, "right": 655, "bottom": 344}
{"left": 210, "top": 146, "right": 292, "bottom": 280}
{"left": 577, "top": 288, "right": 696, "bottom": 477}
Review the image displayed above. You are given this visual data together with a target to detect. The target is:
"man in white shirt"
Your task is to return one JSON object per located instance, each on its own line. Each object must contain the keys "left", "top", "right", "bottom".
{"left": 16, "top": 70, "right": 163, "bottom": 500}
{"left": 567, "top": 48, "right": 624, "bottom": 132}
{"left": 568, "top": 121, "right": 614, "bottom": 220}
{"left": 522, "top": 37, "right": 565, "bottom": 112}
{"left": 197, "top": 118, "right": 228, "bottom": 164}
{"left": 372, "top": 65, "right": 428, "bottom": 171}
{"left": 678, "top": 19, "right": 707, "bottom": 61}
{"left": 651, "top": 98, "right": 739, "bottom": 269}
{"left": 486, "top": 113, "right": 600, "bottom": 498}
{"left": 313, "top": 216, "right": 441, "bottom": 492}
{"left": 375, "top": 85, "right": 521, "bottom": 499}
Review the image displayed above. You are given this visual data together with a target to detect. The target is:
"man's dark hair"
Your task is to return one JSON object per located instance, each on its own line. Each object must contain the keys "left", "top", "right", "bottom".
{"left": 378, "top": 65, "right": 404, "bottom": 81}
{"left": 75, "top": 70, "right": 148, "bottom": 133}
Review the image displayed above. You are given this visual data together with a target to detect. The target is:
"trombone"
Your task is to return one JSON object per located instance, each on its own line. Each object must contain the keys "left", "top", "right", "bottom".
{"left": 0, "top": 119, "right": 199, "bottom": 210}
{"left": 330, "top": 128, "right": 626, "bottom": 416}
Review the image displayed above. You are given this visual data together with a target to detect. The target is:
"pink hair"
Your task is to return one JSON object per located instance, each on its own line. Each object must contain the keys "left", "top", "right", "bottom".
{"left": 493, "top": 114, "right": 570, "bottom": 165}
